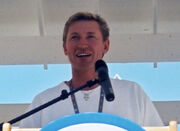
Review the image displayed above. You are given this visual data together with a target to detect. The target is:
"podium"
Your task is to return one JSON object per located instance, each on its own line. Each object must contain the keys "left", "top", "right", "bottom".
{"left": 1, "top": 113, "right": 177, "bottom": 131}
{"left": 41, "top": 113, "right": 145, "bottom": 131}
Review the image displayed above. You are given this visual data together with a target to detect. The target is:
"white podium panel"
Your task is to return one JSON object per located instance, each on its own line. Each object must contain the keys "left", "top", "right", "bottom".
{"left": 41, "top": 113, "right": 145, "bottom": 131}
{"left": 59, "top": 123, "right": 127, "bottom": 131}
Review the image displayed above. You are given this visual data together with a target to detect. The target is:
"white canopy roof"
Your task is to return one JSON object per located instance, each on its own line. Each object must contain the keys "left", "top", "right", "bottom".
{"left": 0, "top": 0, "right": 180, "bottom": 65}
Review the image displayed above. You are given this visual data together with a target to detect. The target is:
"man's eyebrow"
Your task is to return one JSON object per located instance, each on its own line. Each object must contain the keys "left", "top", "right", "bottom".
{"left": 69, "top": 32, "right": 95, "bottom": 36}
{"left": 70, "top": 32, "right": 79, "bottom": 36}
{"left": 87, "top": 32, "right": 95, "bottom": 35}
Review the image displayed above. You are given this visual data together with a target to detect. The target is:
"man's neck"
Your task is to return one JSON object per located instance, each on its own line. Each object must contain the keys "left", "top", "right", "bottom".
{"left": 71, "top": 68, "right": 98, "bottom": 90}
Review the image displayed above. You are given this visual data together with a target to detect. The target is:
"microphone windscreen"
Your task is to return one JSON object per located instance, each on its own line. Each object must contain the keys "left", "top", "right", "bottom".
{"left": 95, "top": 59, "right": 107, "bottom": 71}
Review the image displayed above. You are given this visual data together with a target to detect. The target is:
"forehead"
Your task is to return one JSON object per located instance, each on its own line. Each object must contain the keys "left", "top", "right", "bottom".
{"left": 68, "top": 21, "right": 101, "bottom": 34}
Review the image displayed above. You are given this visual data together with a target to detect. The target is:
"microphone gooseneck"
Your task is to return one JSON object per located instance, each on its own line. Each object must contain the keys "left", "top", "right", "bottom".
{"left": 95, "top": 59, "right": 115, "bottom": 101}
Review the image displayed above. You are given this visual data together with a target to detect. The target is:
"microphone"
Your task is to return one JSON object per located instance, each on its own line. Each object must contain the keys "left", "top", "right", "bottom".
{"left": 95, "top": 59, "right": 115, "bottom": 101}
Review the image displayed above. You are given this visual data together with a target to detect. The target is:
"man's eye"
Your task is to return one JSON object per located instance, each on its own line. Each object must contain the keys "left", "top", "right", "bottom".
{"left": 87, "top": 35, "right": 95, "bottom": 39}
{"left": 71, "top": 36, "right": 79, "bottom": 40}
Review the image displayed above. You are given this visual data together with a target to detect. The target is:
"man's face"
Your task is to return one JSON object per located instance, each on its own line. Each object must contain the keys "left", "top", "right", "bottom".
{"left": 63, "top": 20, "right": 109, "bottom": 70}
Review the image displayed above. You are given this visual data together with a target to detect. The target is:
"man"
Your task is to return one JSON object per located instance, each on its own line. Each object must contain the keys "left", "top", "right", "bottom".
{"left": 20, "top": 12, "right": 163, "bottom": 128}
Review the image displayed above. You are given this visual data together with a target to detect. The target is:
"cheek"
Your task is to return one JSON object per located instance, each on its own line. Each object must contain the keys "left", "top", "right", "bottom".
{"left": 93, "top": 47, "right": 104, "bottom": 57}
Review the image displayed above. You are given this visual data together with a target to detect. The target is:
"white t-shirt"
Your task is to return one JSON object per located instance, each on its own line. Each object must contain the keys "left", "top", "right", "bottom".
{"left": 20, "top": 79, "right": 163, "bottom": 128}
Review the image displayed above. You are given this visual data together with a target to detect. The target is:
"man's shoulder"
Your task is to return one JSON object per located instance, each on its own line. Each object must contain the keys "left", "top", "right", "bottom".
{"left": 110, "top": 78, "right": 144, "bottom": 94}
{"left": 111, "top": 78, "right": 140, "bottom": 87}
{"left": 34, "top": 82, "right": 68, "bottom": 101}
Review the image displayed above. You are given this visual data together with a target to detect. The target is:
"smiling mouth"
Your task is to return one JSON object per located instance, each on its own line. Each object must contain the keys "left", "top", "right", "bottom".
{"left": 76, "top": 53, "right": 91, "bottom": 57}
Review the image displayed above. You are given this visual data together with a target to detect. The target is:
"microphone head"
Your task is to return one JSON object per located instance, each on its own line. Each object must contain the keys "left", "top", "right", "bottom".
{"left": 95, "top": 59, "right": 115, "bottom": 102}
{"left": 95, "top": 59, "right": 107, "bottom": 71}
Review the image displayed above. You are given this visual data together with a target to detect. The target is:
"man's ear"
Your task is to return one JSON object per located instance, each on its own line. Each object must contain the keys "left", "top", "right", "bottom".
{"left": 63, "top": 43, "right": 68, "bottom": 55}
{"left": 103, "top": 39, "right": 110, "bottom": 54}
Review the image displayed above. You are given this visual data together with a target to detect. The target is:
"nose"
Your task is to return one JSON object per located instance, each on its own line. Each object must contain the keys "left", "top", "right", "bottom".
{"left": 77, "top": 38, "right": 89, "bottom": 48}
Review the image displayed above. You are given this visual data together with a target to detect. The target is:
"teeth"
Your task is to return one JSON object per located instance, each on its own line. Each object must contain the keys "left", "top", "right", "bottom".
{"left": 76, "top": 54, "right": 91, "bottom": 57}
{"left": 78, "top": 54, "right": 88, "bottom": 56}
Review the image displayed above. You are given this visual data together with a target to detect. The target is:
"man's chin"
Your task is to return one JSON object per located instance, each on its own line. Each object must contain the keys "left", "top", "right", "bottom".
{"left": 73, "top": 62, "right": 94, "bottom": 69}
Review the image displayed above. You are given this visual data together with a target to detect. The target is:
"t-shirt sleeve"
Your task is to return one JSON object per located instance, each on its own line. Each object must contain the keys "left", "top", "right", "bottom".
{"left": 19, "top": 95, "right": 42, "bottom": 128}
